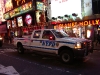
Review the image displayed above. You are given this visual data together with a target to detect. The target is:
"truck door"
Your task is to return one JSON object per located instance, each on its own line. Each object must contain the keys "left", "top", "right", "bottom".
{"left": 30, "top": 30, "right": 41, "bottom": 50}
{"left": 22, "top": 35, "right": 31, "bottom": 49}
{"left": 39, "top": 30, "right": 56, "bottom": 53}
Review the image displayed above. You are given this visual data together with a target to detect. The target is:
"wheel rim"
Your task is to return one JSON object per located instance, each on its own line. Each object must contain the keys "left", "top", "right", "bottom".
{"left": 62, "top": 53, "right": 70, "bottom": 62}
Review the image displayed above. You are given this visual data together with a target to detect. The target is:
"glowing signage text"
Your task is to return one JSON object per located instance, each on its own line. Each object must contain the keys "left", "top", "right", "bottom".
{"left": 57, "top": 19, "right": 100, "bottom": 28}
{"left": 15, "top": 0, "right": 26, "bottom": 6}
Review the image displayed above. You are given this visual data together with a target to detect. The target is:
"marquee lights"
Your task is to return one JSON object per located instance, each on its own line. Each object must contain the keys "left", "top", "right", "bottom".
{"left": 4, "top": 1, "right": 32, "bottom": 19}
{"left": 56, "top": 19, "right": 100, "bottom": 28}
{"left": 15, "top": 0, "right": 26, "bottom": 6}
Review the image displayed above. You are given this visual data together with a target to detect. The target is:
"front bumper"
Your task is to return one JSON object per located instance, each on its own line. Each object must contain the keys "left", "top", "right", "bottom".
{"left": 73, "top": 47, "right": 93, "bottom": 57}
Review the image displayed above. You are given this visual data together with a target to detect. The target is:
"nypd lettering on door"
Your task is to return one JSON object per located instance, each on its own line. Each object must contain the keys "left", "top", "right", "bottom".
{"left": 40, "top": 40, "right": 55, "bottom": 47}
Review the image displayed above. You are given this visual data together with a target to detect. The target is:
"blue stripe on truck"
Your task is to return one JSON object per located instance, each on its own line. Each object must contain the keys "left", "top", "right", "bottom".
{"left": 23, "top": 45, "right": 58, "bottom": 50}
{"left": 16, "top": 38, "right": 75, "bottom": 44}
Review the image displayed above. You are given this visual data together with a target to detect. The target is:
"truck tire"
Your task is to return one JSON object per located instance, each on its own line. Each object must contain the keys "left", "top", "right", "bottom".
{"left": 60, "top": 50, "right": 73, "bottom": 63}
{"left": 17, "top": 44, "right": 24, "bottom": 54}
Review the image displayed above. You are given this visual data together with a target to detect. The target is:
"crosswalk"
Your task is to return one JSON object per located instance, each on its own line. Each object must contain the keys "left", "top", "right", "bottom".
{"left": 0, "top": 64, "right": 19, "bottom": 75}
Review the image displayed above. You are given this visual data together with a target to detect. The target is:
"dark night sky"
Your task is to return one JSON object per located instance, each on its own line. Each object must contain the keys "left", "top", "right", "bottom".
{"left": 92, "top": 0, "right": 100, "bottom": 14}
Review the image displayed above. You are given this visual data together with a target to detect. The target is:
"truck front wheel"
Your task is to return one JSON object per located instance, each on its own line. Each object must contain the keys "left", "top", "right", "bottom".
{"left": 60, "top": 50, "right": 73, "bottom": 63}
{"left": 17, "top": 44, "right": 24, "bottom": 54}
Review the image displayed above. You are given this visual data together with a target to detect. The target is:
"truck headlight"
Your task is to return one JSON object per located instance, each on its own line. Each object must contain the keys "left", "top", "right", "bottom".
{"left": 75, "top": 42, "right": 82, "bottom": 49}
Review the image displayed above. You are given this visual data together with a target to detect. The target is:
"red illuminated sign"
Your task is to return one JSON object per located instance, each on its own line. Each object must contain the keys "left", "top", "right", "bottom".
{"left": 25, "top": 14, "right": 32, "bottom": 26}
{"left": 52, "top": 19, "right": 100, "bottom": 27}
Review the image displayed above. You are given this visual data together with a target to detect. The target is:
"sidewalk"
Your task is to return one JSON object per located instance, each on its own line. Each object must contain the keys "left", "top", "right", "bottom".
{"left": 2, "top": 42, "right": 16, "bottom": 49}
{"left": 93, "top": 42, "right": 100, "bottom": 50}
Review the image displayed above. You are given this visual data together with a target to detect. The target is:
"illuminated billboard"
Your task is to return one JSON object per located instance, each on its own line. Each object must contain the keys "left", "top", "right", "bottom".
{"left": 25, "top": 14, "right": 32, "bottom": 26}
{"left": 12, "top": 0, "right": 32, "bottom": 8}
{"left": 36, "top": 11, "right": 46, "bottom": 24}
{"left": 4, "top": 0, "right": 13, "bottom": 12}
{"left": 4, "top": 1, "right": 33, "bottom": 19}
{"left": 51, "top": 0, "right": 81, "bottom": 18}
{"left": 17, "top": 16, "right": 23, "bottom": 27}
{"left": 51, "top": 0, "right": 92, "bottom": 19}
{"left": 36, "top": 2, "right": 44, "bottom": 11}
{"left": 83, "top": 0, "right": 92, "bottom": 16}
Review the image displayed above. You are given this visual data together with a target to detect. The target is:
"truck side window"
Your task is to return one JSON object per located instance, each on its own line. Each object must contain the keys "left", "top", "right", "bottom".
{"left": 42, "top": 30, "right": 55, "bottom": 40}
{"left": 33, "top": 30, "right": 41, "bottom": 38}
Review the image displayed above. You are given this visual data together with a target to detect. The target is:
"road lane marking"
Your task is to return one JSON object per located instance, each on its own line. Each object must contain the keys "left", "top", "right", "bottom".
{"left": 0, "top": 65, "right": 19, "bottom": 75}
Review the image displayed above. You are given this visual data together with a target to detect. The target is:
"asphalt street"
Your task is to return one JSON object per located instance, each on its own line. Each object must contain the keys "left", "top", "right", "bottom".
{"left": 0, "top": 43, "right": 100, "bottom": 75}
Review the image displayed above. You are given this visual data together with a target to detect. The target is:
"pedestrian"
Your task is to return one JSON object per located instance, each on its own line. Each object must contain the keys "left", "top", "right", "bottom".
{"left": 96, "top": 33, "right": 100, "bottom": 46}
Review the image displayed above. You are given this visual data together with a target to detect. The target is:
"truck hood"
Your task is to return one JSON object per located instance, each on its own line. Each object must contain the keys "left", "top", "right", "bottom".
{"left": 58, "top": 37, "right": 90, "bottom": 43}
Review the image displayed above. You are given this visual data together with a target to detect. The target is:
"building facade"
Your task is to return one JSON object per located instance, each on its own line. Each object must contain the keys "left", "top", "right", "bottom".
{"left": 3, "top": 0, "right": 100, "bottom": 41}
{"left": 46, "top": 0, "right": 100, "bottom": 41}
{"left": 3, "top": 0, "right": 48, "bottom": 38}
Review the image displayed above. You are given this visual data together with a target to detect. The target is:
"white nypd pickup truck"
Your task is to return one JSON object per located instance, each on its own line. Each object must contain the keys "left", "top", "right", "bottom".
{"left": 13, "top": 29, "right": 93, "bottom": 63}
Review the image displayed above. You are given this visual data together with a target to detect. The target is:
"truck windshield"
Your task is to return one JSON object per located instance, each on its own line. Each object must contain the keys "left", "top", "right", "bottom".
{"left": 52, "top": 30, "right": 69, "bottom": 38}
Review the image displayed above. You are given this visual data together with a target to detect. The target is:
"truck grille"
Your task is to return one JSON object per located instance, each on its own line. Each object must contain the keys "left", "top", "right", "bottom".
{"left": 82, "top": 41, "right": 91, "bottom": 49}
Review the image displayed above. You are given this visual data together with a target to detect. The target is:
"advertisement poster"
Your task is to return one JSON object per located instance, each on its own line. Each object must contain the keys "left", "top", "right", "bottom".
{"left": 7, "top": 20, "right": 11, "bottom": 29}
{"left": 36, "top": 11, "right": 46, "bottom": 23}
{"left": 17, "top": 16, "right": 23, "bottom": 27}
{"left": 25, "top": 14, "right": 32, "bottom": 26}
{"left": 84, "top": 0, "right": 92, "bottom": 16}
{"left": 36, "top": 2, "right": 44, "bottom": 11}
{"left": 12, "top": 20, "right": 16, "bottom": 28}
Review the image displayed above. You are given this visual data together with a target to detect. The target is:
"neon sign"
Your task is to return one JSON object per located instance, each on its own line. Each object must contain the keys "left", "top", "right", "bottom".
{"left": 12, "top": 0, "right": 31, "bottom": 8}
{"left": 15, "top": 0, "right": 26, "bottom": 6}
{"left": 57, "top": 19, "right": 100, "bottom": 28}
